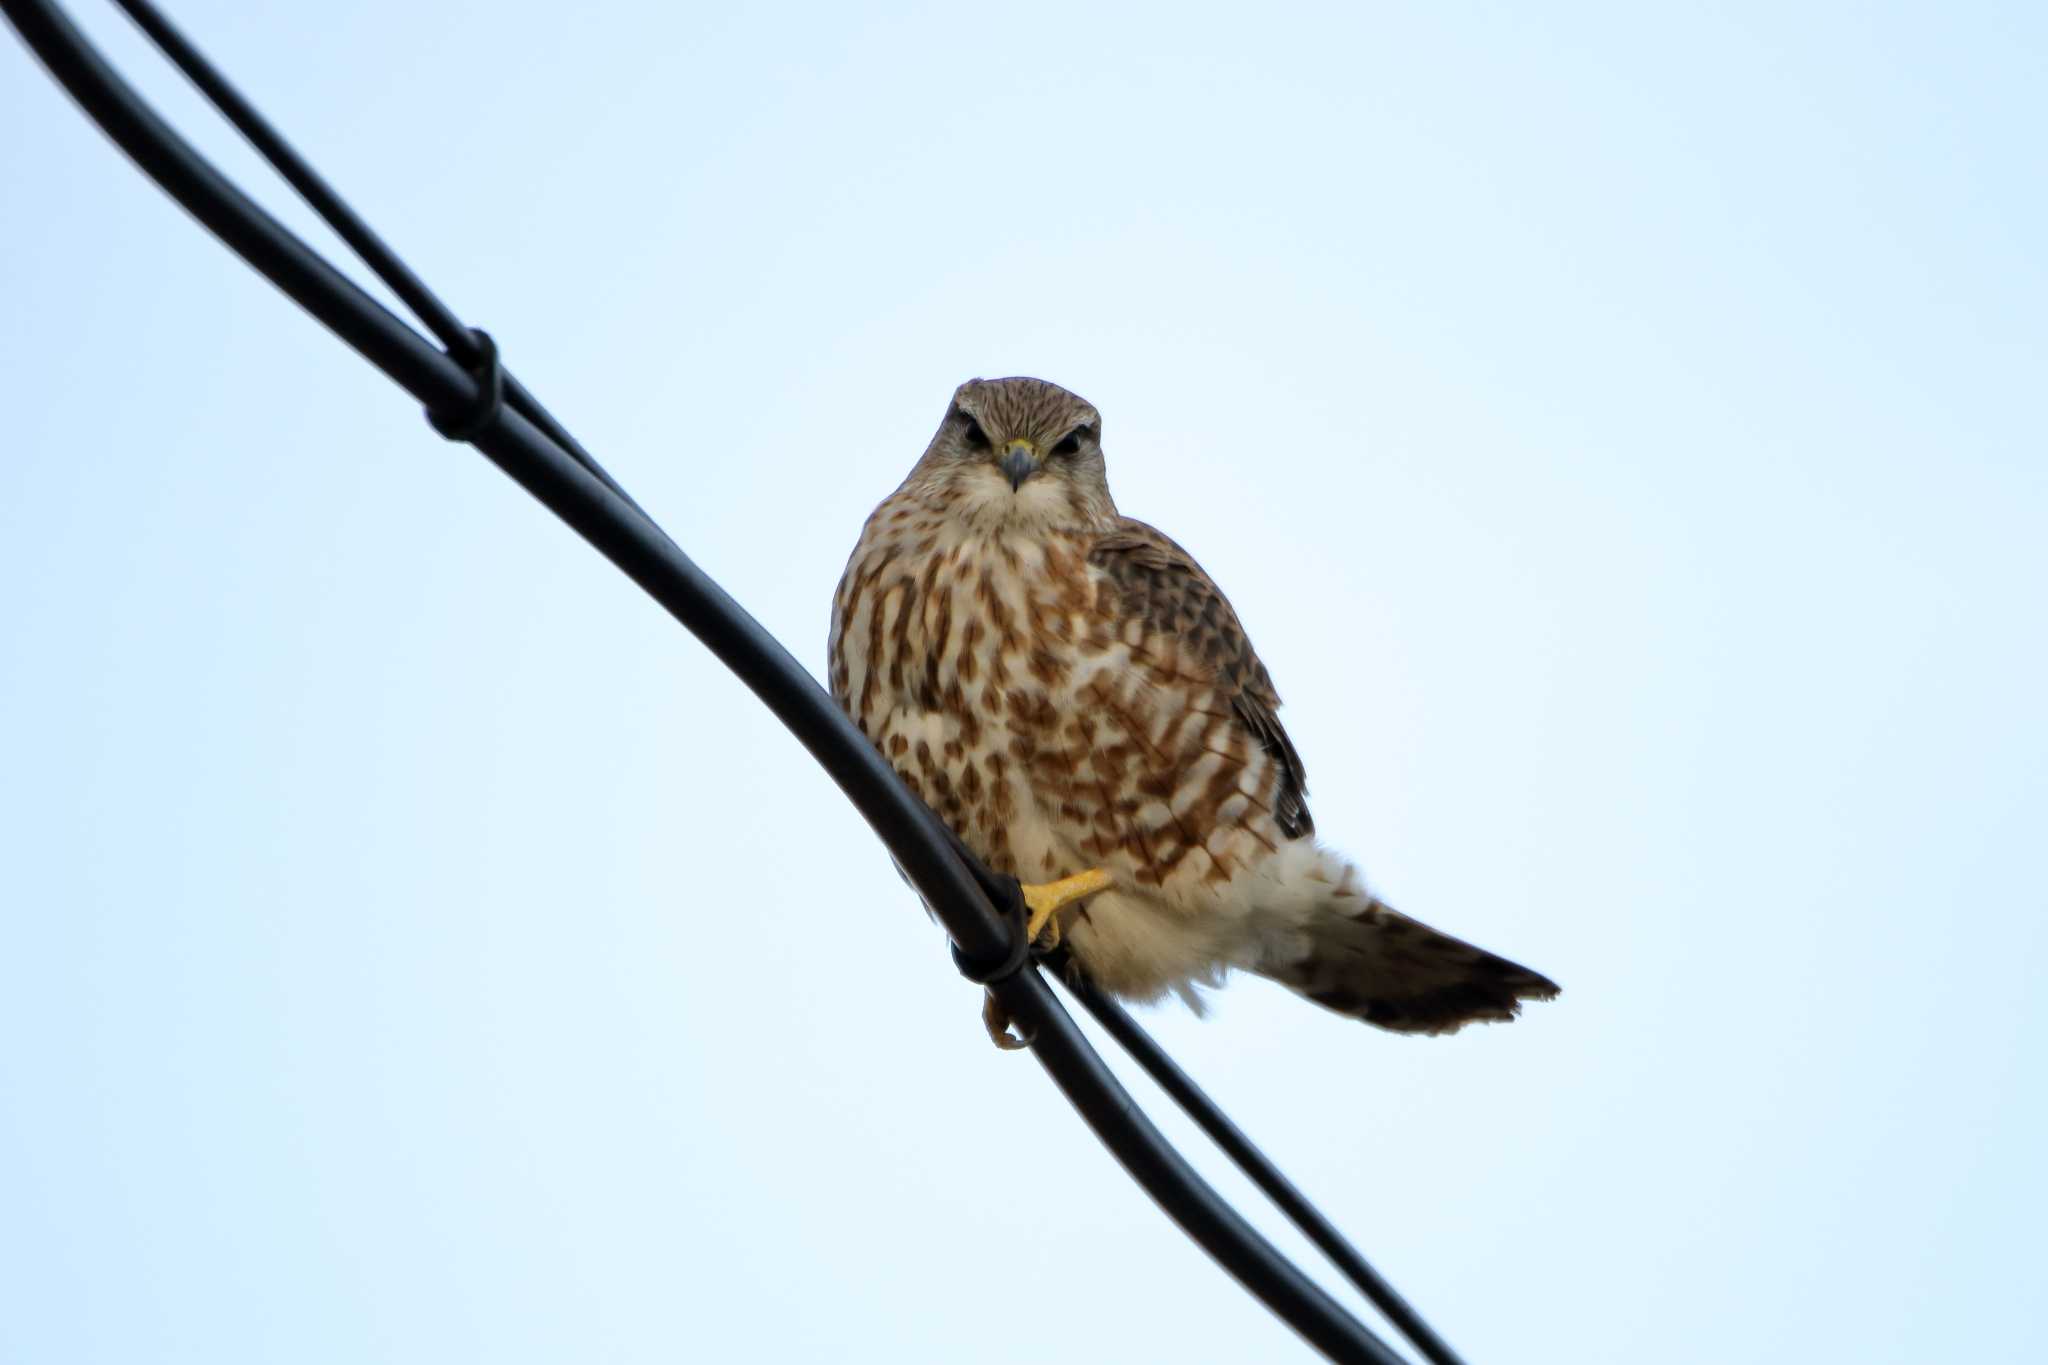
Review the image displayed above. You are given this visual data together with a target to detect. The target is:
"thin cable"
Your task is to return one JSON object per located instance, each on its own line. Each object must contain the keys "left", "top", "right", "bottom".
{"left": 1062, "top": 973, "right": 1468, "bottom": 1365}
{"left": 105, "top": 0, "right": 654, "bottom": 525}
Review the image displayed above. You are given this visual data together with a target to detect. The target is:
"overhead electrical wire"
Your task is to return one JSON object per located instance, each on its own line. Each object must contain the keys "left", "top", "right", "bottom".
{"left": 3, "top": 4, "right": 1486, "bottom": 1361}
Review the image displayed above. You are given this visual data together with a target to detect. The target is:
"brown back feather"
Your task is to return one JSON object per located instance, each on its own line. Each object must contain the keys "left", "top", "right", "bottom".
{"left": 1087, "top": 519, "right": 1314, "bottom": 839}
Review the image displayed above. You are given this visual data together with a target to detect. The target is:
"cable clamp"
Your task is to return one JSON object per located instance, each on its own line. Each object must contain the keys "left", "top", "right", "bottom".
{"left": 426, "top": 328, "right": 503, "bottom": 441}
{"left": 949, "top": 873, "right": 1032, "bottom": 985}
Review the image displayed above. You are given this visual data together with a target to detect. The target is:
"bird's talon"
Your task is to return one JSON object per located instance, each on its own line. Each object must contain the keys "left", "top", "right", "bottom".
{"left": 982, "top": 992, "right": 1029, "bottom": 1050}
{"left": 1032, "top": 913, "right": 1062, "bottom": 952}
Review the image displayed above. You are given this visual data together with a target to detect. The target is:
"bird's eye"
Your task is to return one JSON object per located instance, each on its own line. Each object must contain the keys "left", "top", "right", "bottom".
{"left": 961, "top": 415, "right": 992, "bottom": 451}
{"left": 1051, "top": 426, "right": 1090, "bottom": 457}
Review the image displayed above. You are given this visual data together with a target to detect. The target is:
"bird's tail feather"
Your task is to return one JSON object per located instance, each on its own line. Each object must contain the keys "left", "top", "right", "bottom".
{"left": 1252, "top": 857, "right": 1559, "bottom": 1035}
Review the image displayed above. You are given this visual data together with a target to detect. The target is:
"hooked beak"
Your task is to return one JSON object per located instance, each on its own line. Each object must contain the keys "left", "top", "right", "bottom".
{"left": 999, "top": 439, "right": 1040, "bottom": 492}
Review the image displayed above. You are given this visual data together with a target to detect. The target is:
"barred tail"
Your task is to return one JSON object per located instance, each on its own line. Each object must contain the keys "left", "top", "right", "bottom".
{"left": 1257, "top": 888, "right": 1559, "bottom": 1036}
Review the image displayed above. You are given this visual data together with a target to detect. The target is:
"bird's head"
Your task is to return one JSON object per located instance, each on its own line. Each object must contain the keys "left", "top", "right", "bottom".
{"left": 906, "top": 377, "right": 1116, "bottom": 530}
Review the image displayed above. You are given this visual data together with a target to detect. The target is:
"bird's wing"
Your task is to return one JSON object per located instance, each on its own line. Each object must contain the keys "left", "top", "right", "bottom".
{"left": 1086, "top": 518, "right": 1313, "bottom": 838}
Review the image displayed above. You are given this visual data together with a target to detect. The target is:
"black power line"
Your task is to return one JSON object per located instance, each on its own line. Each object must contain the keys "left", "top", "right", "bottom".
{"left": 3, "top": 3, "right": 1482, "bottom": 1361}
{"left": 1061, "top": 972, "right": 1468, "bottom": 1365}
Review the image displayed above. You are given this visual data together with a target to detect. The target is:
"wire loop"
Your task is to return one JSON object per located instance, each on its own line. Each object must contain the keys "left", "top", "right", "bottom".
{"left": 426, "top": 328, "right": 503, "bottom": 441}
{"left": 948, "top": 883, "right": 1031, "bottom": 984}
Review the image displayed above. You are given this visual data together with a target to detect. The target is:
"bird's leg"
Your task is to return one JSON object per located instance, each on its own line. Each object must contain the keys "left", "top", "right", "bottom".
{"left": 1019, "top": 867, "right": 1114, "bottom": 950}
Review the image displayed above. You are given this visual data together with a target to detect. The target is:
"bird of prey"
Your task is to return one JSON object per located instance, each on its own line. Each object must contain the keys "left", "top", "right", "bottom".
{"left": 829, "top": 377, "right": 1557, "bottom": 1047}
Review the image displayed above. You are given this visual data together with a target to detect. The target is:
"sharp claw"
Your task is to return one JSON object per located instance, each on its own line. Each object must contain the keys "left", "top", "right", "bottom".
{"left": 982, "top": 992, "right": 1030, "bottom": 1050}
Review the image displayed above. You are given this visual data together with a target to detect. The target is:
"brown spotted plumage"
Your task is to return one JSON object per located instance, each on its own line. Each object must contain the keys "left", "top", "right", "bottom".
{"left": 828, "top": 377, "right": 1558, "bottom": 1034}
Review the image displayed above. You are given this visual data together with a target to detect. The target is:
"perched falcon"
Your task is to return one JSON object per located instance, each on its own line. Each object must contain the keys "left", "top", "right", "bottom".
{"left": 829, "top": 377, "right": 1557, "bottom": 1045}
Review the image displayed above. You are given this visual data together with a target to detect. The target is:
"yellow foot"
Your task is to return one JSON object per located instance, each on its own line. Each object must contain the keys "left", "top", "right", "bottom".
{"left": 1019, "top": 866, "right": 1115, "bottom": 950}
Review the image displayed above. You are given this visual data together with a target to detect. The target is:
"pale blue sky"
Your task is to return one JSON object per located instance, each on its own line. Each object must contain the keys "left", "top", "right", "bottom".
{"left": 3, "top": 2, "right": 2043, "bottom": 1361}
